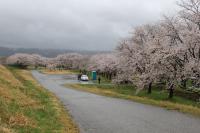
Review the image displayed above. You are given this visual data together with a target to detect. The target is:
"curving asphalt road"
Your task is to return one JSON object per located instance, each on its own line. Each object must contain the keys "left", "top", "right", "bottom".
{"left": 32, "top": 71, "right": 200, "bottom": 133}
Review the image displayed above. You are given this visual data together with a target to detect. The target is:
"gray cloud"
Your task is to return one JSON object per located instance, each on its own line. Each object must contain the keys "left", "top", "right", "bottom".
{"left": 0, "top": 0, "right": 178, "bottom": 51}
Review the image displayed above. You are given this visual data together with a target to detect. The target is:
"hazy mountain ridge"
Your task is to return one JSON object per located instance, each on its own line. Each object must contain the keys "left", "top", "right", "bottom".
{"left": 0, "top": 46, "right": 110, "bottom": 57}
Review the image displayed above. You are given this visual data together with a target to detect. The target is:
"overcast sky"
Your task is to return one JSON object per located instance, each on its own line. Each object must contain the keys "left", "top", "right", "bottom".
{"left": 0, "top": 0, "right": 178, "bottom": 51}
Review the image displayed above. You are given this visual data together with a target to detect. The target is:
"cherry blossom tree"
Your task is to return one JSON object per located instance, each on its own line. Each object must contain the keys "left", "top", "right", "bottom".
{"left": 115, "top": 0, "right": 200, "bottom": 98}
{"left": 115, "top": 24, "right": 158, "bottom": 92}
{"left": 6, "top": 53, "right": 36, "bottom": 68}
{"left": 54, "top": 53, "right": 85, "bottom": 70}
{"left": 87, "top": 53, "right": 119, "bottom": 80}
{"left": 6, "top": 53, "right": 45, "bottom": 69}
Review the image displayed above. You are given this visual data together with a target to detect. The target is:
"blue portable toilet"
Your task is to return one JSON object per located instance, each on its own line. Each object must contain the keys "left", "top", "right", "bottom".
{"left": 92, "top": 71, "right": 97, "bottom": 80}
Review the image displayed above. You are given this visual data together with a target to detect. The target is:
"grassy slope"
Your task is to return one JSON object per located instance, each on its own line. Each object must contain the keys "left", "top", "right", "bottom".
{"left": 66, "top": 83, "right": 200, "bottom": 117}
{"left": 0, "top": 65, "right": 79, "bottom": 133}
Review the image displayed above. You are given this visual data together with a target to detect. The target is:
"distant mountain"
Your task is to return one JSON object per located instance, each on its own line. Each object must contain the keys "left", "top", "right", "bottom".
{"left": 0, "top": 46, "right": 110, "bottom": 57}
{"left": 0, "top": 47, "right": 14, "bottom": 56}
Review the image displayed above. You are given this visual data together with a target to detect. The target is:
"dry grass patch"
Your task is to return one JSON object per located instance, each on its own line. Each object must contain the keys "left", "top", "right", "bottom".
{"left": 9, "top": 113, "right": 36, "bottom": 127}
{"left": 40, "top": 69, "right": 76, "bottom": 75}
{"left": 0, "top": 65, "right": 79, "bottom": 133}
{"left": 0, "top": 87, "right": 13, "bottom": 101}
{"left": 0, "top": 126, "right": 14, "bottom": 133}
{"left": 0, "top": 65, "right": 22, "bottom": 87}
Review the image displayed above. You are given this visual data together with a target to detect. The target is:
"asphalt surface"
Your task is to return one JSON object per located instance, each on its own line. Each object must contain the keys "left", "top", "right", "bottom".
{"left": 32, "top": 71, "right": 200, "bottom": 133}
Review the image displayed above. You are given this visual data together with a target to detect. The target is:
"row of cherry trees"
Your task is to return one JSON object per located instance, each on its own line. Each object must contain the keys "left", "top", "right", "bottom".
{"left": 6, "top": 53, "right": 46, "bottom": 69}
{"left": 6, "top": 53, "right": 88, "bottom": 70}
{"left": 6, "top": 52, "right": 119, "bottom": 81}
{"left": 114, "top": 0, "right": 200, "bottom": 97}
{"left": 86, "top": 0, "right": 200, "bottom": 98}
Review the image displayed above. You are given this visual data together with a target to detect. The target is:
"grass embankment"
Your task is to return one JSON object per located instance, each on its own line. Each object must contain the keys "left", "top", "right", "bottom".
{"left": 39, "top": 69, "right": 79, "bottom": 75}
{"left": 0, "top": 65, "right": 79, "bottom": 133}
{"left": 66, "top": 83, "right": 200, "bottom": 117}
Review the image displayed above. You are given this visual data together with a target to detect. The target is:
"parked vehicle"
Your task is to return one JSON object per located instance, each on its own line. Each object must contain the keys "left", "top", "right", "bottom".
{"left": 81, "top": 75, "right": 89, "bottom": 81}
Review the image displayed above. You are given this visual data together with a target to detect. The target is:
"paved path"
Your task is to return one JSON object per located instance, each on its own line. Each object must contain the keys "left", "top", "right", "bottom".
{"left": 32, "top": 71, "right": 200, "bottom": 133}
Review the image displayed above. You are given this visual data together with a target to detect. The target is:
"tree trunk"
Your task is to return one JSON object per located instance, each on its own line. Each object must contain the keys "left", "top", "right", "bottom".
{"left": 109, "top": 73, "right": 112, "bottom": 80}
{"left": 168, "top": 83, "right": 174, "bottom": 99}
{"left": 147, "top": 82, "right": 152, "bottom": 94}
{"left": 181, "top": 79, "right": 187, "bottom": 89}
